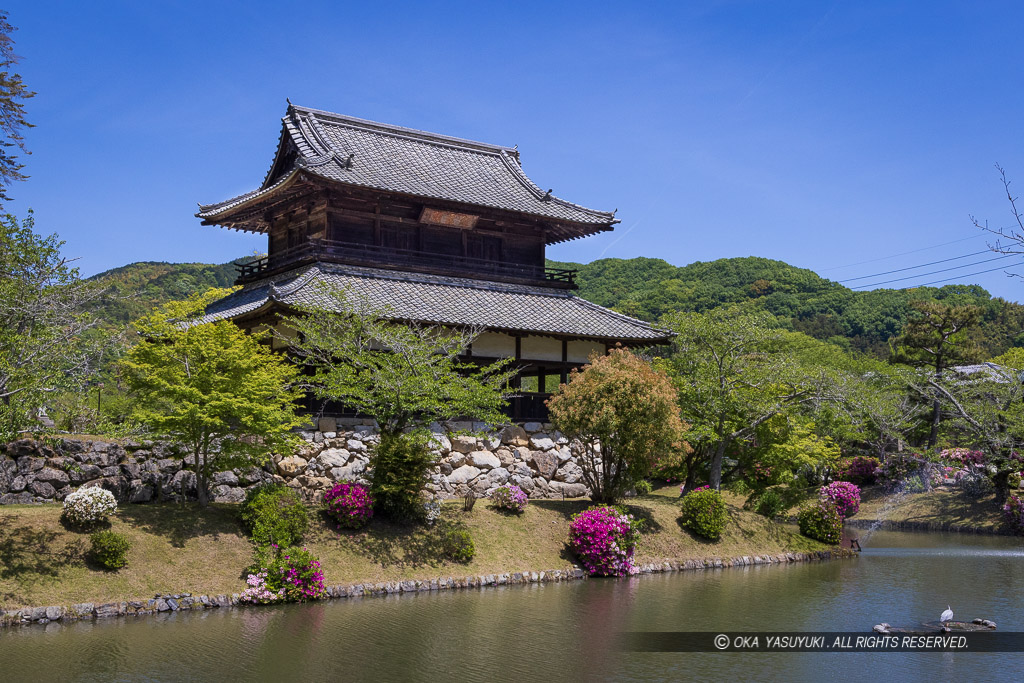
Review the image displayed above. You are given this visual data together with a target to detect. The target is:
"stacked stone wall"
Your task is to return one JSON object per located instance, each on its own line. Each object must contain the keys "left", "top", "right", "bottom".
{"left": 0, "top": 420, "right": 591, "bottom": 505}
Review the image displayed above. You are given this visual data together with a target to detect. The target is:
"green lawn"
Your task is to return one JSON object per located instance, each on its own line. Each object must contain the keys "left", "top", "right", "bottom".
{"left": 0, "top": 483, "right": 826, "bottom": 610}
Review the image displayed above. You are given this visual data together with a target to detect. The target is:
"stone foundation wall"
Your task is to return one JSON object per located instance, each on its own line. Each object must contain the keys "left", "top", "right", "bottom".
{"left": 0, "top": 420, "right": 591, "bottom": 506}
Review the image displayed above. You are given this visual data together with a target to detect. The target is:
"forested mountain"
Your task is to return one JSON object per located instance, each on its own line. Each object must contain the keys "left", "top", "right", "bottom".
{"left": 88, "top": 255, "right": 1024, "bottom": 360}
{"left": 547, "top": 256, "right": 1024, "bottom": 359}
{"left": 88, "top": 260, "right": 239, "bottom": 323}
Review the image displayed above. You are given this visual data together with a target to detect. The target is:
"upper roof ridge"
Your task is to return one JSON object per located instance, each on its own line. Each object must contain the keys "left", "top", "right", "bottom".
{"left": 288, "top": 103, "right": 519, "bottom": 158}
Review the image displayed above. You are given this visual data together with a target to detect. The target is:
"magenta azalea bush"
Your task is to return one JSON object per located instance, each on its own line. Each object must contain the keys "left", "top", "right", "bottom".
{"left": 266, "top": 546, "right": 327, "bottom": 602}
{"left": 491, "top": 484, "right": 528, "bottom": 513}
{"left": 836, "top": 456, "right": 880, "bottom": 486}
{"left": 323, "top": 482, "right": 374, "bottom": 530}
{"left": 568, "top": 505, "right": 640, "bottom": 577}
{"left": 819, "top": 481, "right": 860, "bottom": 519}
{"left": 1003, "top": 495, "right": 1024, "bottom": 534}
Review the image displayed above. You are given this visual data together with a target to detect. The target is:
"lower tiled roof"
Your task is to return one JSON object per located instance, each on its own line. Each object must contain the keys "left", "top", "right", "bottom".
{"left": 202, "top": 262, "right": 670, "bottom": 343}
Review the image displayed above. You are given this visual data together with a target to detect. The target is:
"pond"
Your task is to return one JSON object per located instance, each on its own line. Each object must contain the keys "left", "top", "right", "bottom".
{"left": 3, "top": 530, "right": 1023, "bottom": 682}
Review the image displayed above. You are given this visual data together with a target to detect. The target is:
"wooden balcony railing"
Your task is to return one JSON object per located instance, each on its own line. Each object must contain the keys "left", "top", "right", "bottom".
{"left": 235, "top": 238, "right": 577, "bottom": 288}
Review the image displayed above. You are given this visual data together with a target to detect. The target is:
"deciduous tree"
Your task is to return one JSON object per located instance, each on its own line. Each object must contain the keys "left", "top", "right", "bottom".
{"left": 547, "top": 347, "right": 685, "bottom": 503}
{"left": 0, "top": 213, "right": 107, "bottom": 437}
{"left": 0, "top": 12, "right": 34, "bottom": 201}
{"left": 122, "top": 289, "right": 305, "bottom": 506}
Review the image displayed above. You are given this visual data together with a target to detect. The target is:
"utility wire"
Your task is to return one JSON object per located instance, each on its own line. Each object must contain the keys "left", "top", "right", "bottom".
{"left": 904, "top": 263, "right": 1024, "bottom": 289}
{"left": 819, "top": 234, "right": 986, "bottom": 272}
{"left": 838, "top": 249, "right": 992, "bottom": 283}
{"left": 849, "top": 254, "right": 1017, "bottom": 289}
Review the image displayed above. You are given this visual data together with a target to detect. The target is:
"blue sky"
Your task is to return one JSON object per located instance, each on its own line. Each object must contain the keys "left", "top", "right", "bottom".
{"left": 6, "top": 1, "right": 1024, "bottom": 301}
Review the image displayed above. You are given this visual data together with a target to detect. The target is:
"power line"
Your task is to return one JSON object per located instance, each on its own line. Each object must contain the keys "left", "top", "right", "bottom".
{"left": 849, "top": 254, "right": 1017, "bottom": 289}
{"left": 838, "top": 249, "right": 992, "bottom": 283}
{"left": 819, "top": 234, "right": 986, "bottom": 272}
{"left": 909, "top": 263, "right": 1024, "bottom": 289}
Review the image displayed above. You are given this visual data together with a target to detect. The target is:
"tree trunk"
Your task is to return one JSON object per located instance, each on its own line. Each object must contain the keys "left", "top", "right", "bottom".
{"left": 928, "top": 397, "right": 941, "bottom": 450}
{"left": 195, "top": 449, "right": 209, "bottom": 507}
{"left": 709, "top": 440, "right": 726, "bottom": 490}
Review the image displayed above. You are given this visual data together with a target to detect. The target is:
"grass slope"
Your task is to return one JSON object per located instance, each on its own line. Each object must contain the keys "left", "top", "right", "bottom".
{"left": 855, "top": 486, "right": 1006, "bottom": 532}
{"left": 0, "top": 484, "right": 825, "bottom": 609}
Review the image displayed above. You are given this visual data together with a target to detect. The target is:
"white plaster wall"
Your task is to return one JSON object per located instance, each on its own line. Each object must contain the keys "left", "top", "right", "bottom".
{"left": 567, "top": 340, "right": 606, "bottom": 363}
{"left": 472, "top": 332, "right": 516, "bottom": 358}
{"left": 521, "top": 335, "right": 562, "bottom": 361}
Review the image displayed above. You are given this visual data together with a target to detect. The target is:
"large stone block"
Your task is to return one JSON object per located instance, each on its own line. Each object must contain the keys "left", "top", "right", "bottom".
{"left": 530, "top": 434, "right": 555, "bottom": 451}
{"left": 468, "top": 450, "right": 501, "bottom": 470}
{"left": 315, "top": 449, "right": 350, "bottom": 469}
{"left": 528, "top": 451, "right": 558, "bottom": 479}
{"left": 450, "top": 436, "right": 478, "bottom": 454}
{"left": 500, "top": 424, "right": 530, "bottom": 447}
{"left": 28, "top": 480, "right": 56, "bottom": 498}
{"left": 549, "top": 481, "right": 588, "bottom": 498}
{"left": 276, "top": 456, "right": 308, "bottom": 478}
{"left": 448, "top": 464, "right": 481, "bottom": 484}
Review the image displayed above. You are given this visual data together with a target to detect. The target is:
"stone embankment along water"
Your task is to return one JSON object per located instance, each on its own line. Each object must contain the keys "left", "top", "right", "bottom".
{"left": 0, "top": 419, "right": 593, "bottom": 507}
{"left": 0, "top": 548, "right": 857, "bottom": 629}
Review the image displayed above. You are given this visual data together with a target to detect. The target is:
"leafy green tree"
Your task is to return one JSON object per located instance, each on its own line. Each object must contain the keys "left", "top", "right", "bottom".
{"left": 122, "top": 289, "right": 305, "bottom": 506}
{"left": 660, "top": 305, "right": 838, "bottom": 491}
{"left": 284, "top": 286, "right": 516, "bottom": 436}
{"left": 0, "top": 213, "right": 107, "bottom": 438}
{"left": 0, "top": 12, "right": 34, "bottom": 201}
{"left": 892, "top": 299, "right": 982, "bottom": 448}
{"left": 283, "top": 285, "right": 517, "bottom": 520}
{"left": 926, "top": 366, "right": 1024, "bottom": 503}
{"left": 547, "top": 347, "right": 685, "bottom": 503}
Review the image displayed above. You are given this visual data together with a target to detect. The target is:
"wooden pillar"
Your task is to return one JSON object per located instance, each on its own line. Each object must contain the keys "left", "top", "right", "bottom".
{"left": 560, "top": 339, "right": 568, "bottom": 385}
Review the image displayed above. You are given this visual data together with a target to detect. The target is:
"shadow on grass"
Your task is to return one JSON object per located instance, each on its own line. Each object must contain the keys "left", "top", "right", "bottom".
{"left": 345, "top": 521, "right": 448, "bottom": 570}
{"left": 0, "top": 515, "right": 86, "bottom": 601}
{"left": 117, "top": 503, "right": 243, "bottom": 548}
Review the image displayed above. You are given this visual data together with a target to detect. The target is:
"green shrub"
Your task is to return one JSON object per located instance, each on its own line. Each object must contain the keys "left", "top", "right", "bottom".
{"left": 754, "top": 488, "right": 786, "bottom": 518}
{"left": 959, "top": 472, "right": 994, "bottom": 497}
{"left": 634, "top": 479, "right": 653, "bottom": 496}
{"left": 1009, "top": 472, "right": 1022, "bottom": 490}
{"left": 239, "top": 483, "right": 309, "bottom": 549}
{"left": 440, "top": 526, "right": 475, "bottom": 563}
{"left": 89, "top": 530, "right": 130, "bottom": 570}
{"left": 370, "top": 432, "right": 435, "bottom": 522}
{"left": 680, "top": 486, "right": 728, "bottom": 540}
{"left": 797, "top": 501, "right": 842, "bottom": 544}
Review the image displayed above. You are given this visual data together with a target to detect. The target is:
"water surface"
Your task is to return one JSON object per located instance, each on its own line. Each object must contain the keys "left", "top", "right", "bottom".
{"left": 2, "top": 530, "right": 1022, "bottom": 682}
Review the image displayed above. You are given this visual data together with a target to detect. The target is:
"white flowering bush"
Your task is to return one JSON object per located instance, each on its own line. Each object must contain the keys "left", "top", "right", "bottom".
{"left": 62, "top": 487, "right": 118, "bottom": 527}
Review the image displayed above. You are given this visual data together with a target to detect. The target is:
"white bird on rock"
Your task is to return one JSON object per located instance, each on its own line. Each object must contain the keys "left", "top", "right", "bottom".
{"left": 940, "top": 605, "right": 953, "bottom": 625}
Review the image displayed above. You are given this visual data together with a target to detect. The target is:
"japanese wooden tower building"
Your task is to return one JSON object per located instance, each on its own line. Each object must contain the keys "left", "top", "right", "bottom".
{"left": 197, "top": 104, "right": 670, "bottom": 421}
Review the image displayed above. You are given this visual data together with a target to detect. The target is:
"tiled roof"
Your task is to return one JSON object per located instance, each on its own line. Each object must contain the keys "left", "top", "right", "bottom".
{"left": 197, "top": 104, "right": 617, "bottom": 231}
{"left": 201, "top": 262, "right": 670, "bottom": 343}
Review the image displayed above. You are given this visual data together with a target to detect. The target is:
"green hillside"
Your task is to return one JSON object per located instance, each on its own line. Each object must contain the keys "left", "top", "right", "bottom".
{"left": 88, "top": 260, "right": 240, "bottom": 323}
{"left": 87, "top": 255, "right": 1024, "bottom": 361}
{"left": 548, "top": 255, "right": 1024, "bottom": 358}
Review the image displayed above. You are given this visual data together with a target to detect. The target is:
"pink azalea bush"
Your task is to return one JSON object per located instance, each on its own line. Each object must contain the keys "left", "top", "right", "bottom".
{"left": 323, "top": 482, "right": 374, "bottom": 530}
{"left": 1003, "top": 494, "right": 1024, "bottom": 535}
{"left": 941, "top": 448, "right": 986, "bottom": 467}
{"left": 491, "top": 484, "right": 528, "bottom": 513}
{"left": 819, "top": 481, "right": 860, "bottom": 519}
{"left": 239, "top": 571, "right": 284, "bottom": 605}
{"left": 568, "top": 505, "right": 640, "bottom": 577}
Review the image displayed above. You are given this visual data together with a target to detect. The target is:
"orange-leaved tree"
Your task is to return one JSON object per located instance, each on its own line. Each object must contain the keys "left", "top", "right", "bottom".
{"left": 547, "top": 347, "right": 686, "bottom": 503}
